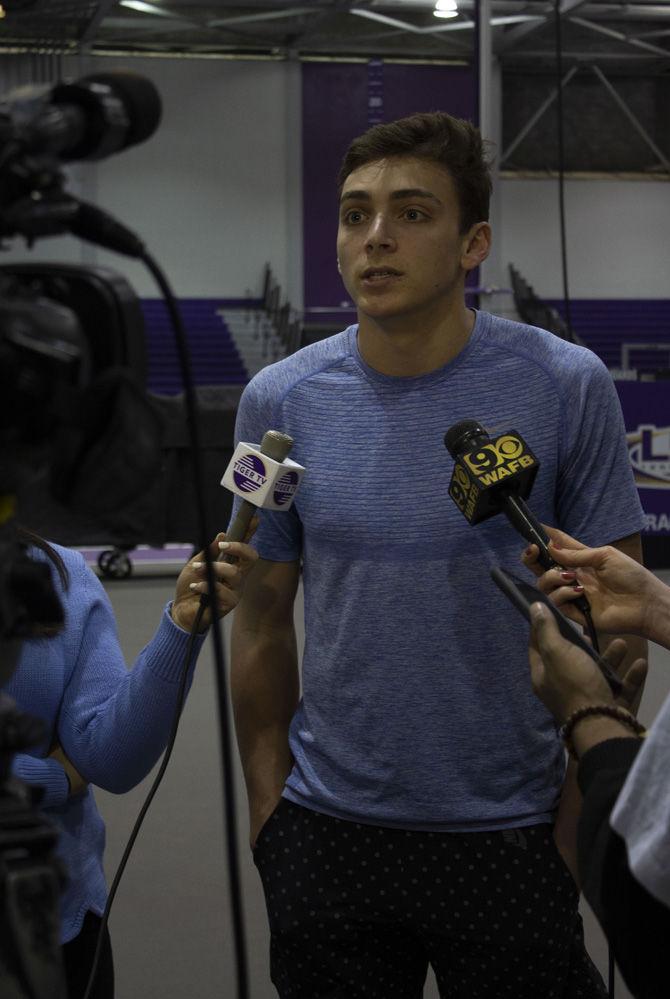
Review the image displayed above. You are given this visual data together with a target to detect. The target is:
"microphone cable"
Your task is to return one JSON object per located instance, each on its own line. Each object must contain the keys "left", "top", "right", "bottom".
{"left": 553, "top": 13, "right": 613, "bottom": 988}
{"left": 81, "top": 614, "right": 201, "bottom": 999}
{"left": 140, "top": 250, "right": 250, "bottom": 999}
{"left": 80, "top": 248, "right": 250, "bottom": 999}
{"left": 554, "top": 0, "right": 575, "bottom": 342}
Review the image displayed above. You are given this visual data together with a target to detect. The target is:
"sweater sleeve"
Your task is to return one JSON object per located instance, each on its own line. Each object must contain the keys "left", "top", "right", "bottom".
{"left": 578, "top": 739, "right": 669, "bottom": 999}
{"left": 12, "top": 753, "right": 70, "bottom": 808}
{"left": 56, "top": 557, "right": 206, "bottom": 793}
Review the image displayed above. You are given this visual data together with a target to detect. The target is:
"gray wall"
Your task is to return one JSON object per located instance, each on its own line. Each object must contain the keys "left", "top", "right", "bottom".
{"left": 2, "top": 55, "right": 303, "bottom": 303}
{"left": 499, "top": 176, "right": 670, "bottom": 299}
{"left": 2, "top": 55, "right": 669, "bottom": 305}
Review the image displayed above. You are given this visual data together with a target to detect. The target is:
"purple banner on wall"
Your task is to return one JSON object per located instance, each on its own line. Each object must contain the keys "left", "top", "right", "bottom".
{"left": 616, "top": 382, "right": 670, "bottom": 536}
{"left": 367, "top": 59, "right": 385, "bottom": 126}
{"left": 302, "top": 61, "right": 476, "bottom": 315}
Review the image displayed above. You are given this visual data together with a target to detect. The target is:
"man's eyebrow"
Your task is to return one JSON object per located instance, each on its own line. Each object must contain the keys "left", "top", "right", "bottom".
{"left": 339, "top": 188, "right": 443, "bottom": 205}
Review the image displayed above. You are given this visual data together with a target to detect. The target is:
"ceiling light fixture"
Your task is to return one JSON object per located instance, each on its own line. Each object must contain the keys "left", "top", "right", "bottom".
{"left": 119, "top": 1, "right": 174, "bottom": 17}
{"left": 434, "top": 0, "right": 458, "bottom": 19}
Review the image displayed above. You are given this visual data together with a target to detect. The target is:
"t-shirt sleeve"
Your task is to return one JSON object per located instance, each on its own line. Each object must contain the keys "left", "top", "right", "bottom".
{"left": 229, "top": 373, "right": 303, "bottom": 562}
{"left": 554, "top": 352, "right": 644, "bottom": 546}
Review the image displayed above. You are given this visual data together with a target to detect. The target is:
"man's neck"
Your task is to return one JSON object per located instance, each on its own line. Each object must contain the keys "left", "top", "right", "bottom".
{"left": 357, "top": 303, "right": 476, "bottom": 377}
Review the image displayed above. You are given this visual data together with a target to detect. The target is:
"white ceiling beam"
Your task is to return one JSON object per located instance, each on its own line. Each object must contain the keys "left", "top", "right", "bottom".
{"left": 495, "top": 0, "right": 591, "bottom": 54}
{"left": 592, "top": 64, "right": 670, "bottom": 171}
{"left": 351, "top": 9, "right": 542, "bottom": 36}
{"left": 495, "top": 9, "right": 549, "bottom": 52}
{"left": 559, "top": 0, "right": 589, "bottom": 13}
{"left": 119, "top": 1, "right": 180, "bottom": 17}
{"left": 501, "top": 65, "right": 578, "bottom": 164}
{"left": 570, "top": 16, "right": 670, "bottom": 58}
{"left": 208, "top": 8, "right": 316, "bottom": 29}
{"left": 501, "top": 49, "right": 667, "bottom": 60}
{"left": 349, "top": 9, "right": 433, "bottom": 35}
{"left": 80, "top": 0, "right": 122, "bottom": 44}
{"left": 636, "top": 27, "right": 670, "bottom": 39}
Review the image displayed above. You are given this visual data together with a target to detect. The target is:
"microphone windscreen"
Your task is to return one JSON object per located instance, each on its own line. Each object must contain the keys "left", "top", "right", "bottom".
{"left": 82, "top": 71, "right": 162, "bottom": 149}
{"left": 444, "top": 419, "right": 487, "bottom": 459}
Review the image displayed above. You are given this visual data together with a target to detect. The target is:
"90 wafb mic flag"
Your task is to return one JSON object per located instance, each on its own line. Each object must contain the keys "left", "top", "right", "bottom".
{"left": 616, "top": 382, "right": 670, "bottom": 537}
{"left": 448, "top": 431, "right": 539, "bottom": 525}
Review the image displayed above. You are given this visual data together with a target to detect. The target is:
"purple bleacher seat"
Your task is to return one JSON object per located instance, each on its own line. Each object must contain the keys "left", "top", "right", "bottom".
{"left": 141, "top": 298, "right": 256, "bottom": 394}
{"left": 546, "top": 299, "right": 670, "bottom": 371}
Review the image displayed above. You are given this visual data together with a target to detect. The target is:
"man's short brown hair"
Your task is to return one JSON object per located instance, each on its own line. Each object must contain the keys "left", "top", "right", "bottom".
{"left": 338, "top": 111, "right": 492, "bottom": 234}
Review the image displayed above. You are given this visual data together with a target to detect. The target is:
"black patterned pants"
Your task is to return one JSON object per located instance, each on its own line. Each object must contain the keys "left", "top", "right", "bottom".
{"left": 253, "top": 798, "right": 607, "bottom": 999}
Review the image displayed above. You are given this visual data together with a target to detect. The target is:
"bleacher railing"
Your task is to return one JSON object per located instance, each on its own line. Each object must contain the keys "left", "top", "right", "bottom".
{"left": 262, "top": 263, "right": 302, "bottom": 357}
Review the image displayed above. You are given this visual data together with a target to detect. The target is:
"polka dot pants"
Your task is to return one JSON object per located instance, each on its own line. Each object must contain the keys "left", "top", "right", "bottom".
{"left": 253, "top": 799, "right": 607, "bottom": 998}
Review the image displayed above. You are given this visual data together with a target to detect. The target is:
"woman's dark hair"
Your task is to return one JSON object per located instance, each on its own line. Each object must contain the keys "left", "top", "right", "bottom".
{"left": 338, "top": 111, "right": 492, "bottom": 234}
{"left": 18, "top": 527, "right": 69, "bottom": 590}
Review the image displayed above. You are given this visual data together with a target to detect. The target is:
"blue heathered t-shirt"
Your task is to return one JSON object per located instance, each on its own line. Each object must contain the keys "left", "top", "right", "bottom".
{"left": 233, "top": 311, "right": 644, "bottom": 831}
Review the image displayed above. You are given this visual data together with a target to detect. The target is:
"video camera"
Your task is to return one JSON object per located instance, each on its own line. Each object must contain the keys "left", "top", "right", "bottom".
{"left": 0, "top": 68, "right": 164, "bottom": 998}
{"left": 0, "top": 67, "right": 166, "bottom": 616}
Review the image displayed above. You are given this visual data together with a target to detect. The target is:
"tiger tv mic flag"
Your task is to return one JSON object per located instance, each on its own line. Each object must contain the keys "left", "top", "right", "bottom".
{"left": 221, "top": 430, "right": 305, "bottom": 543}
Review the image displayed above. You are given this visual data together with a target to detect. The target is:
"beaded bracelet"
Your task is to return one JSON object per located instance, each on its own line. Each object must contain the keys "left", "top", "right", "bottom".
{"left": 559, "top": 704, "right": 646, "bottom": 760}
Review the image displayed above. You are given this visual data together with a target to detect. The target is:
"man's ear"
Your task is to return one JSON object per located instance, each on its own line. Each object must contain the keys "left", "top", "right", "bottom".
{"left": 461, "top": 222, "right": 491, "bottom": 272}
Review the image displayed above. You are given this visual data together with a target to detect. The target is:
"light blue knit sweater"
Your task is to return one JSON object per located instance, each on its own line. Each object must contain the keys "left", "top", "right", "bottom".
{"left": 5, "top": 545, "right": 204, "bottom": 943}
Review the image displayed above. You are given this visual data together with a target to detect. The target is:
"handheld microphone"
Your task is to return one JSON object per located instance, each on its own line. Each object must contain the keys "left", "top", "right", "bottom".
{"left": 196, "top": 431, "right": 304, "bottom": 617}
{"left": 221, "top": 430, "right": 305, "bottom": 546}
{"left": 444, "top": 419, "right": 594, "bottom": 620}
{"left": 444, "top": 419, "right": 556, "bottom": 564}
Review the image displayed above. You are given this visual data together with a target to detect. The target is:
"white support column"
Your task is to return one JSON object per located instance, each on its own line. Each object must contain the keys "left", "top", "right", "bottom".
{"left": 284, "top": 57, "right": 304, "bottom": 314}
{"left": 478, "top": 0, "right": 493, "bottom": 147}
{"left": 478, "top": 1, "right": 509, "bottom": 313}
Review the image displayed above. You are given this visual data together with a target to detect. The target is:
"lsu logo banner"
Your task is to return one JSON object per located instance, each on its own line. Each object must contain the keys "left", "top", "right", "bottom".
{"left": 627, "top": 425, "right": 670, "bottom": 489}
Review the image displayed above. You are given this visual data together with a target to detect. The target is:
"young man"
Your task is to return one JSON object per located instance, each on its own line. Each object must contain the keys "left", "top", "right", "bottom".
{"left": 231, "top": 111, "right": 645, "bottom": 998}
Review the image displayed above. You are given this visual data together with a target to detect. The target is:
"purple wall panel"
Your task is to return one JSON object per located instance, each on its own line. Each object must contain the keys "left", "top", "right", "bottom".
{"left": 302, "top": 63, "right": 368, "bottom": 315}
{"left": 302, "top": 61, "right": 476, "bottom": 313}
{"left": 382, "top": 63, "right": 475, "bottom": 123}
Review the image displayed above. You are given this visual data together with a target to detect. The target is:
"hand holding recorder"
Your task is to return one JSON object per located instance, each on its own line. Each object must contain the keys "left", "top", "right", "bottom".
{"left": 521, "top": 524, "right": 670, "bottom": 646}
{"left": 492, "top": 567, "right": 625, "bottom": 696}
{"left": 527, "top": 604, "right": 647, "bottom": 727}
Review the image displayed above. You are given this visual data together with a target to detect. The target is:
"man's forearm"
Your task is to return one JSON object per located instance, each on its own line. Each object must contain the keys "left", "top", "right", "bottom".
{"left": 231, "top": 628, "right": 300, "bottom": 836}
{"left": 554, "top": 759, "right": 582, "bottom": 886}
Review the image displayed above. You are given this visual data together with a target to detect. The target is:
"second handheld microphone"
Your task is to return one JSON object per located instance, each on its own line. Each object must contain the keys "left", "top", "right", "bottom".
{"left": 444, "top": 419, "right": 595, "bottom": 630}
{"left": 444, "top": 419, "right": 558, "bottom": 569}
